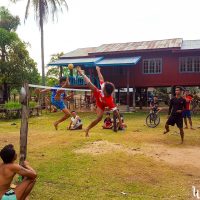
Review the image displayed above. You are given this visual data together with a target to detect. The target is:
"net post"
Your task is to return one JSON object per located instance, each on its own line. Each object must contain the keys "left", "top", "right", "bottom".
{"left": 19, "top": 82, "right": 29, "bottom": 166}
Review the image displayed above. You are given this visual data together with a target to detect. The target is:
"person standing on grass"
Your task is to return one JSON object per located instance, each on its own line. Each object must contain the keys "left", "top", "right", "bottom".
{"left": 77, "top": 66, "right": 123, "bottom": 137}
{"left": 0, "top": 144, "right": 37, "bottom": 200}
{"left": 39, "top": 77, "right": 73, "bottom": 130}
{"left": 183, "top": 89, "right": 194, "bottom": 130}
{"left": 164, "top": 86, "right": 186, "bottom": 143}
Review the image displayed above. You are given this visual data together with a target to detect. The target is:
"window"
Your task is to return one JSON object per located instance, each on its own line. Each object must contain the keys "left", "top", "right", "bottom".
{"left": 180, "top": 56, "right": 200, "bottom": 73}
{"left": 143, "top": 58, "right": 162, "bottom": 74}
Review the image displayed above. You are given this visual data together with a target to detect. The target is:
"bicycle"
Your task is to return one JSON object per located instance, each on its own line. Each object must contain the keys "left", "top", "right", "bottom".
{"left": 146, "top": 108, "right": 160, "bottom": 128}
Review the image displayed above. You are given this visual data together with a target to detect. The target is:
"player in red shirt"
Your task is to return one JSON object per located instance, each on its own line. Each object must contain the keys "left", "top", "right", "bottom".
{"left": 183, "top": 89, "right": 194, "bottom": 129}
{"left": 77, "top": 66, "right": 123, "bottom": 137}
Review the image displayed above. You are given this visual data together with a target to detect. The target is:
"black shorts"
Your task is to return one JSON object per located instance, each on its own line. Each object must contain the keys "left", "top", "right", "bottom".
{"left": 166, "top": 115, "right": 183, "bottom": 129}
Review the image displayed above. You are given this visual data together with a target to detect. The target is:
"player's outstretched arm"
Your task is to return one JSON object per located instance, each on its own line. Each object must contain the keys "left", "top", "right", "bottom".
{"left": 168, "top": 99, "right": 172, "bottom": 116}
{"left": 62, "top": 77, "right": 70, "bottom": 88}
{"left": 77, "top": 67, "right": 96, "bottom": 91}
{"left": 96, "top": 66, "right": 104, "bottom": 82}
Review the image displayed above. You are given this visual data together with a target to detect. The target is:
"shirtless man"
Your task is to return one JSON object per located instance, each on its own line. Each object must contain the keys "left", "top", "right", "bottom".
{"left": 0, "top": 144, "right": 37, "bottom": 200}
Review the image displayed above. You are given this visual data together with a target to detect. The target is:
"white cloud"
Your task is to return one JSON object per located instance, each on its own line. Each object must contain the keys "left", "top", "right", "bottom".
{"left": 1, "top": 0, "right": 200, "bottom": 73}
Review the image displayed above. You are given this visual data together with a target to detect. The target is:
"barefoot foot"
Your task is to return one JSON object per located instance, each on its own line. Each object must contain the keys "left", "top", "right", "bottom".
{"left": 54, "top": 122, "right": 58, "bottom": 130}
{"left": 85, "top": 128, "right": 89, "bottom": 137}
{"left": 163, "top": 130, "right": 169, "bottom": 134}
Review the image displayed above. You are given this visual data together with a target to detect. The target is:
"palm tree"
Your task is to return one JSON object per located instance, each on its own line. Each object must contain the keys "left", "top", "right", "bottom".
{"left": 12, "top": 0, "right": 68, "bottom": 86}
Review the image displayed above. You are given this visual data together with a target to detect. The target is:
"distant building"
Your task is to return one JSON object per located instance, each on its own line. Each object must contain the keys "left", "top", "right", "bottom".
{"left": 48, "top": 38, "right": 200, "bottom": 110}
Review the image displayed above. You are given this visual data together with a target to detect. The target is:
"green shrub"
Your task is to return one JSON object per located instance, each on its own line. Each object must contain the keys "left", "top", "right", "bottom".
{"left": 4, "top": 101, "right": 21, "bottom": 110}
{"left": 29, "top": 101, "right": 38, "bottom": 108}
{"left": 4, "top": 101, "right": 38, "bottom": 110}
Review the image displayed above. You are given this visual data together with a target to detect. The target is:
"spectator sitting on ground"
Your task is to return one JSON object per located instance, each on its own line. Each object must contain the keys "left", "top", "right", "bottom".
{"left": 102, "top": 112, "right": 113, "bottom": 129}
{"left": 68, "top": 111, "right": 82, "bottom": 130}
{"left": 0, "top": 144, "right": 37, "bottom": 200}
{"left": 116, "top": 110, "right": 127, "bottom": 130}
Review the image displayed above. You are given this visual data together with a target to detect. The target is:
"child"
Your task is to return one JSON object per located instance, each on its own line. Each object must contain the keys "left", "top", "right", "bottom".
{"left": 183, "top": 90, "right": 194, "bottom": 129}
{"left": 40, "top": 77, "right": 73, "bottom": 130}
{"left": 68, "top": 111, "right": 83, "bottom": 130}
{"left": 150, "top": 96, "right": 161, "bottom": 113}
{"left": 116, "top": 111, "right": 127, "bottom": 130}
{"left": 164, "top": 86, "right": 186, "bottom": 143}
{"left": 102, "top": 112, "right": 113, "bottom": 129}
{"left": 77, "top": 66, "right": 123, "bottom": 137}
{"left": 0, "top": 144, "right": 37, "bottom": 200}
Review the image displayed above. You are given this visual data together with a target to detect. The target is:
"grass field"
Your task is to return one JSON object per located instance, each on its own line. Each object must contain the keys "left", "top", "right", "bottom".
{"left": 0, "top": 112, "right": 200, "bottom": 200}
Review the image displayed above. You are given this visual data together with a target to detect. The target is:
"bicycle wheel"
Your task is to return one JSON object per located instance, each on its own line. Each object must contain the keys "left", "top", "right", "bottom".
{"left": 153, "top": 114, "right": 160, "bottom": 127}
{"left": 146, "top": 113, "right": 160, "bottom": 128}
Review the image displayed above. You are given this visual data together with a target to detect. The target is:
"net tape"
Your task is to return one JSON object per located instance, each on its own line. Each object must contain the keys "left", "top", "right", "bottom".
{"left": 29, "top": 84, "right": 91, "bottom": 92}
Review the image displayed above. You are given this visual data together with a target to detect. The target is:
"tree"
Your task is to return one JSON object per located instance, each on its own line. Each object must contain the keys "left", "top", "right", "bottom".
{"left": 46, "top": 52, "right": 64, "bottom": 86}
{"left": 0, "top": 7, "right": 40, "bottom": 103}
{"left": 12, "top": 0, "right": 68, "bottom": 86}
{"left": 0, "top": 6, "right": 20, "bottom": 32}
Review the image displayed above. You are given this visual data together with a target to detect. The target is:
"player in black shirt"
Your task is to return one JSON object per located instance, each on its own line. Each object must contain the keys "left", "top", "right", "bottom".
{"left": 164, "top": 86, "right": 186, "bottom": 143}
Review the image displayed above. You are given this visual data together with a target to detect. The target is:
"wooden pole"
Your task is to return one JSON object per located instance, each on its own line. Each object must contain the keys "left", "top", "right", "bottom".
{"left": 19, "top": 82, "right": 29, "bottom": 166}
{"left": 59, "top": 66, "right": 63, "bottom": 78}
{"left": 132, "top": 87, "right": 136, "bottom": 112}
{"left": 126, "top": 67, "right": 130, "bottom": 112}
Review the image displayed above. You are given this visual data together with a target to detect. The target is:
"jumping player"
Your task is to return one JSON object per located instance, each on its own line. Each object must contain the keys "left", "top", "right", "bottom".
{"left": 164, "top": 86, "right": 186, "bottom": 143}
{"left": 40, "top": 77, "right": 73, "bottom": 130}
{"left": 77, "top": 66, "right": 123, "bottom": 137}
{"left": 0, "top": 144, "right": 37, "bottom": 200}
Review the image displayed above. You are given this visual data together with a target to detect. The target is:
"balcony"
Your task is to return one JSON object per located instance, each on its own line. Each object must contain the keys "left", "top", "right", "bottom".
{"left": 68, "top": 75, "right": 100, "bottom": 88}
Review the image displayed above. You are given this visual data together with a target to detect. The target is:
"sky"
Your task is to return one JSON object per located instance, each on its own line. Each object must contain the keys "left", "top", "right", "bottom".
{"left": 1, "top": 0, "right": 200, "bottom": 74}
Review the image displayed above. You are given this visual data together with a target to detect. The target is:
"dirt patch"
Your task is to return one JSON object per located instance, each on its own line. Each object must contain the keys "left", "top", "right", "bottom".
{"left": 74, "top": 141, "right": 141, "bottom": 155}
{"left": 75, "top": 140, "right": 200, "bottom": 176}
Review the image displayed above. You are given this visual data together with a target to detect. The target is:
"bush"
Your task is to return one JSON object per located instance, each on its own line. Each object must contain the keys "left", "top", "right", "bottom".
{"left": 4, "top": 101, "right": 38, "bottom": 110}
{"left": 29, "top": 101, "right": 38, "bottom": 108}
{"left": 4, "top": 101, "right": 21, "bottom": 110}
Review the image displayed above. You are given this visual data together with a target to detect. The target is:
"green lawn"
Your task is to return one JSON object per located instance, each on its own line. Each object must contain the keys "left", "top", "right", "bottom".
{"left": 0, "top": 112, "right": 200, "bottom": 200}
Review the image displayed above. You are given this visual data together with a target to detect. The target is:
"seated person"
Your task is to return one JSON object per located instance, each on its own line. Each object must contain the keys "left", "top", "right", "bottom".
{"left": 150, "top": 96, "right": 161, "bottom": 113}
{"left": 68, "top": 111, "right": 82, "bottom": 130}
{"left": 102, "top": 112, "right": 113, "bottom": 129}
{"left": 0, "top": 144, "right": 37, "bottom": 200}
{"left": 116, "top": 111, "right": 127, "bottom": 130}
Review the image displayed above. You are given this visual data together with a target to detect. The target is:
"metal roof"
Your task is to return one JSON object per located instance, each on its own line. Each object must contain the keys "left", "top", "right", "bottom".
{"left": 91, "top": 38, "right": 183, "bottom": 54}
{"left": 181, "top": 40, "right": 200, "bottom": 50}
{"left": 61, "top": 47, "right": 97, "bottom": 58}
{"left": 48, "top": 57, "right": 103, "bottom": 67}
{"left": 97, "top": 56, "right": 141, "bottom": 67}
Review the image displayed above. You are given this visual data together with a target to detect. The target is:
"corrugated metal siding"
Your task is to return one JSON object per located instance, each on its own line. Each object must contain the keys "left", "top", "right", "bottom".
{"left": 181, "top": 40, "right": 200, "bottom": 50}
{"left": 93, "top": 38, "right": 183, "bottom": 53}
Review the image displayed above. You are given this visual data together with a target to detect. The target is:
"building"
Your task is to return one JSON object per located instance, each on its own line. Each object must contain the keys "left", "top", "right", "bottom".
{"left": 48, "top": 38, "right": 200, "bottom": 111}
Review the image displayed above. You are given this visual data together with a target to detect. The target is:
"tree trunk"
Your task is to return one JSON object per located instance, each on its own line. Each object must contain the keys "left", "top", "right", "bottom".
{"left": 2, "top": 82, "right": 8, "bottom": 103}
{"left": 40, "top": 5, "right": 45, "bottom": 86}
